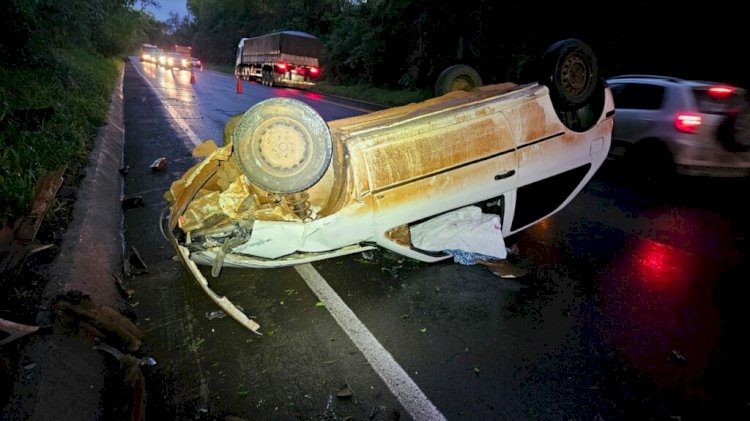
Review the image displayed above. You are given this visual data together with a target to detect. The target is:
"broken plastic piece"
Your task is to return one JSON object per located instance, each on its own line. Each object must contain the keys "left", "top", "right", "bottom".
{"left": 150, "top": 157, "right": 167, "bottom": 172}
{"left": 0, "top": 318, "right": 40, "bottom": 346}
{"left": 476, "top": 260, "right": 529, "bottom": 279}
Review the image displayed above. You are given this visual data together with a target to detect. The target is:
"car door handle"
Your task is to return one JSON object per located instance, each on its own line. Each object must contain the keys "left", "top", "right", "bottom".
{"left": 494, "top": 170, "right": 515, "bottom": 180}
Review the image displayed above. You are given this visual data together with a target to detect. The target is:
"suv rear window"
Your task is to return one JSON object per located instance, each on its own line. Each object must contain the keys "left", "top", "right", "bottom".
{"left": 609, "top": 83, "right": 664, "bottom": 110}
{"left": 693, "top": 88, "right": 746, "bottom": 115}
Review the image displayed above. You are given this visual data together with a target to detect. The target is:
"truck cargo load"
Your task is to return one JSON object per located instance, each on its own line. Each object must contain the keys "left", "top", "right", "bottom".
{"left": 235, "top": 31, "right": 322, "bottom": 89}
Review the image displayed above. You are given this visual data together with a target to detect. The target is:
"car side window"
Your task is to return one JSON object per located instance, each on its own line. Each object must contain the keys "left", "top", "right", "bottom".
{"left": 610, "top": 83, "right": 665, "bottom": 110}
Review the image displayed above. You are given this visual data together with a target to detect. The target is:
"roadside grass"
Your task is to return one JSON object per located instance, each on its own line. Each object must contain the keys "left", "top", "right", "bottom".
{"left": 0, "top": 49, "right": 119, "bottom": 226}
{"left": 309, "top": 81, "right": 432, "bottom": 107}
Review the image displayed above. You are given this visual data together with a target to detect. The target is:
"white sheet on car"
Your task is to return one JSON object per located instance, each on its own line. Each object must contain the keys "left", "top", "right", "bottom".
{"left": 410, "top": 205, "right": 507, "bottom": 259}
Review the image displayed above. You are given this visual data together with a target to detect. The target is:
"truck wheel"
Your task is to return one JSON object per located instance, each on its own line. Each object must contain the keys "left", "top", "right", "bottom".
{"left": 540, "top": 38, "right": 598, "bottom": 111}
{"left": 233, "top": 98, "right": 333, "bottom": 194}
{"left": 434, "top": 64, "right": 482, "bottom": 97}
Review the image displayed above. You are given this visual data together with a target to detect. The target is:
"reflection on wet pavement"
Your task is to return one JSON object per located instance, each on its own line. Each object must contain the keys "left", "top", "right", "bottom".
{"left": 600, "top": 237, "right": 719, "bottom": 401}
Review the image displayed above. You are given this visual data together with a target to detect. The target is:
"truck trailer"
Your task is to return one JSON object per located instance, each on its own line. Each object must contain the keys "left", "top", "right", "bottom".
{"left": 235, "top": 31, "right": 321, "bottom": 89}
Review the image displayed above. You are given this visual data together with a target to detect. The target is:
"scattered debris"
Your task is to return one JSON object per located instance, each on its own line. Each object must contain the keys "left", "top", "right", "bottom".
{"left": 336, "top": 384, "right": 354, "bottom": 398}
{"left": 205, "top": 310, "right": 227, "bottom": 320}
{"left": 93, "top": 343, "right": 147, "bottom": 421}
{"left": 113, "top": 272, "right": 135, "bottom": 298}
{"left": 119, "top": 165, "right": 130, "bottom": 176}
{"left": 0, "top": 318, "right": 40, "bottom": 346}
{"left": 419, "top": 327, "right": 428, "bottom": 333}
{"left": 127, "top": 245, "right": 148, "bottom": 270}
{"left": 0, "top": 165, "right": 65, "bottom": 277}
{"left": 17, "top": 165, "right": 66, "bottom": 241}
{"left": 53, "top": 290, "right": 143, "bottom": 352}
{"left": 121, "top": 196, "right": 145, "bottom": 210}
{"left": 315, "top": 301, "right": 326, "bottom": 307}
{"left": 149, "top": 157, "right": 167, "bottom": 172}
{"left": 476, "top": 259, "right": 529, "bottom": 279}
{"left": 670, "top": 349, "right": 688, "bottom": 365}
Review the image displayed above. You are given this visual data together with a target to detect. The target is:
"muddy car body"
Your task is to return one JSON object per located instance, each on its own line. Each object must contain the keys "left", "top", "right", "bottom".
{"left": 165, "top": 39, "right": 614, "bottom": 331}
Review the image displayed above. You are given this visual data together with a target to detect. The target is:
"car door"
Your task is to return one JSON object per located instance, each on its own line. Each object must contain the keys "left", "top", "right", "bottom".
{"left": 504, "top": 85, "right": 612, "bottom": 233}
{"left": 351, "top": 91, "right": 519, "bottom": 261}
{"left": 608, "top": 82, "right": 666, "bottom": 157}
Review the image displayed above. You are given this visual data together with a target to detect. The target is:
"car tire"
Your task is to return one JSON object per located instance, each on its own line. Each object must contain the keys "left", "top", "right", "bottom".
{"left": 233, "top": 98, "right": 333, "bottom": 194}
{"left": 434, "top": 64, "right": 482, "bottom": 97}
{"left": 540, "top": 39, "right": 598, "bottom": 111}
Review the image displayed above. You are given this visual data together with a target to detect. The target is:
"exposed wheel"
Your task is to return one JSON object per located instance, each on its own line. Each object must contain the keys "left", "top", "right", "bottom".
{"left": 540, "top": 39, "right": 598, "bottom": 110}
{"left": 434, "top": 64, "right": 482, "bottom": 97}
{"left": 721, "top": 105, "right": 750, "bottom": 150}
{"left": 233, "top": 98, "right": 333, "bottom": 194}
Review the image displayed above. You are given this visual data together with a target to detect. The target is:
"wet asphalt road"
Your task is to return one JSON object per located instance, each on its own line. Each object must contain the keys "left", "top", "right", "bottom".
{"left": 121, "top": 58, "right": 750, "bottom": 421}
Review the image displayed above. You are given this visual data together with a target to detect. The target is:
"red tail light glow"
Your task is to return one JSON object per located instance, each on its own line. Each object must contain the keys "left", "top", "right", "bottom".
{"left": 708, "top": 86, "right": 734, "bottom": 98}
{"left": 309, "top": 66, "right": 320, "bottom": 75}
{"left": 674, "top": 113, "right": 702, "bottom": 133}
{"left": 276, "top": 63, "right": 287, "bottom": 71}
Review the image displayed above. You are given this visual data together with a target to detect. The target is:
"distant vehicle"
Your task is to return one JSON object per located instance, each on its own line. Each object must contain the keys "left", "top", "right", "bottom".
{"left": 139, "top": 43, "right": 159, "bottom": 63}
{"left": 235, "top": 30, "right": 321, "bottom": 89}
{"left": 161, "top": 51, "right": 191, "bottom": 70}
{"left": 174, "top": 44, "right": 192, "bottom": 55}
{"left": 165, "top": 39, "right": 614, "bottom": 331}
{"left": 607, "top": 75, "right": 750, "bottom": 179}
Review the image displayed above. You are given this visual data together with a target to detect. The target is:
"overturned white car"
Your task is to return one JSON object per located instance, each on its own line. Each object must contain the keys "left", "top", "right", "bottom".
{"left": 164, "top": 39, "right": 614, "bottom": 332}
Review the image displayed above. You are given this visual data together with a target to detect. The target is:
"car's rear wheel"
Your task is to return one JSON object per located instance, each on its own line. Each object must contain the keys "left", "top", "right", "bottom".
{"left": 233, "top": 98, "right": 333, "bottom": 194}
{"left": 434, "top": 64, "right": 483, "bottom": 97}
{"left": 540, "top": 39, "right": 598, "bottom": 111}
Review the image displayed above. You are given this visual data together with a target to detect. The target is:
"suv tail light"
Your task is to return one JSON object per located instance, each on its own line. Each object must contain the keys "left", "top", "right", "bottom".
{"left": 308, "top": 66, "right": 320, "bottom": 76}
{"left": 709, "top": 86, "right": 734, "bottom": 98}
{"left": 675, "top": 113, "right": 702, "bottom": 133}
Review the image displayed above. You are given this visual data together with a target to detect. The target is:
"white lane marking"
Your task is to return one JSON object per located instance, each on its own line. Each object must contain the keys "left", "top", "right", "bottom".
{"left": 295, "top": 263, "right": 446, "bottom": 421}
{"left": 130, "top": 58, "right": 203, "bottom": 148}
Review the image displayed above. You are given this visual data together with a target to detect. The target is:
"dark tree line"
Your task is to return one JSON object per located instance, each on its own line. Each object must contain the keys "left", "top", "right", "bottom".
{"left": 178, "top": 0, "right": 747, "bottom": 90}
{"left": 1, "top": 0, "right": 745, "bottom": 90}
{"left": 0, "top": 0, "right": 161, "bottom": 66}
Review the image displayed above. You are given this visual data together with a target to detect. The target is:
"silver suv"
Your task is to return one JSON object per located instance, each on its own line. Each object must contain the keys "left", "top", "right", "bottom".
{"left": 606, "top": 75, "right": 750, "bottom": 178}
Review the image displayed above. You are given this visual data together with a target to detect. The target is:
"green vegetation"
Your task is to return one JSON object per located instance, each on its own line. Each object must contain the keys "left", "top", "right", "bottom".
{"left": 309, "top": 82, "right": 432, "bottom": 108}
{"left": 0, "top": 0, "right": 157, "bottom": 225}
{"left": 0, "top": 50, "right": 120, "bottom": 223}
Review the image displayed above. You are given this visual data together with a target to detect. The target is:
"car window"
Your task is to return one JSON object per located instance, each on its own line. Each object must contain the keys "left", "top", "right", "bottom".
{"left": 609, "top": 83, "right": 664, "bottom": 110}
{"left": 693, "top": 89, "right": 746, "bottom": 115}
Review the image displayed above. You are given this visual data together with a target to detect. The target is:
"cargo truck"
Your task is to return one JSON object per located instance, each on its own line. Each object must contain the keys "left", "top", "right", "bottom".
{"left": 235, "top": 31, "right": 321, "bottom": 89}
